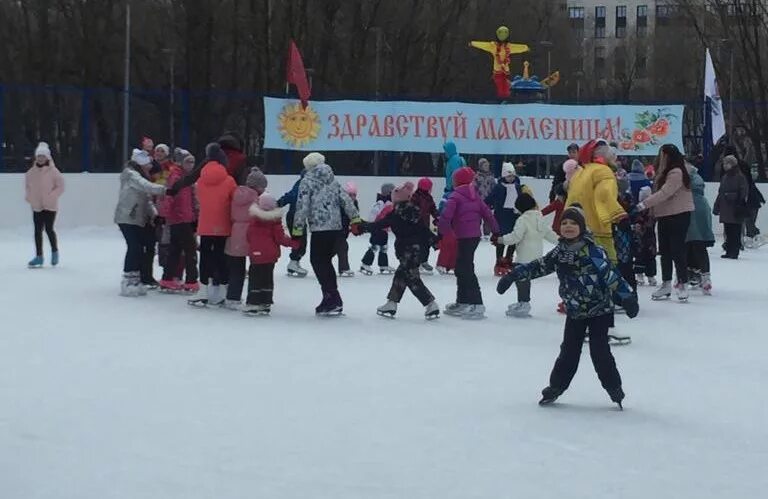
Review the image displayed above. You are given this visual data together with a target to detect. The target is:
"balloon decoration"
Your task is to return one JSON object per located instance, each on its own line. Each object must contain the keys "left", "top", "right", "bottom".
{"left": 469, "top": 26, "right": 530, "bottom": 99}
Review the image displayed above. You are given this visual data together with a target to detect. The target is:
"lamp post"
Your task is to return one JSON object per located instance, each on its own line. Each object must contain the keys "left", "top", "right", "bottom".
{"left": 122, "top": 1, "right": 131, "bottom": 162}
{"left": 162, "top": 48, "right": 175, "bottom": 149}
{"left": 720, "top": 38, "right": 735, "bottom": 143}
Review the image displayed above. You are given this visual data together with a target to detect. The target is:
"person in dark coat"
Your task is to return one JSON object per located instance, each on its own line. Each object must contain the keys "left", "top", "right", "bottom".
{"left": 278, "top": 168, "right": 308, "bottom": 277}
{"left": 486, "top": 161, "right": 524, "bottom": 275}
{"left": 714, "top": 155, "right": 749, "bottom": 259}
{"left": 218, "top": 132, "right": 249, "bottom": 186}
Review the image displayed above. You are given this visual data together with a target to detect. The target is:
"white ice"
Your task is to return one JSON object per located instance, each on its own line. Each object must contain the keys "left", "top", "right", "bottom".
{"left": 1, "top": 228, "right": 766, "bottom": 499}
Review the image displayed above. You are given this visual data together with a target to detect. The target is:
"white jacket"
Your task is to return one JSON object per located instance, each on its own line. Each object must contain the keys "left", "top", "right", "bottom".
{"left": 499, "top": 210, "right": 559, "bottom": 263}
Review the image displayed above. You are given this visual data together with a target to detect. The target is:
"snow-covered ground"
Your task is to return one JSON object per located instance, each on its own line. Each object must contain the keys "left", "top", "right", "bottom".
{"left": 1, "top": 227, "right": 767, "bottom": 499}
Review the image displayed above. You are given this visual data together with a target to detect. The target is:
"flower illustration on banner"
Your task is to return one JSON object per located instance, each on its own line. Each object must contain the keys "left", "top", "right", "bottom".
{"left": 619, "top": 108, "right": 677, "bottom": 152}
{"left": 278, "top": 102, "right": 321, "bottom": 147}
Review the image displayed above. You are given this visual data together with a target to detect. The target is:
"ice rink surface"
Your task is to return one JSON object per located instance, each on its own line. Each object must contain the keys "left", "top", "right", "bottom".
{"left": 1, "top": 227, "right": 767, "bottom": 499}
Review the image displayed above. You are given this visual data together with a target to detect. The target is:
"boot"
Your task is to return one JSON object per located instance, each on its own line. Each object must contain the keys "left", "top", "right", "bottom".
{"left": 188, "top": 284, "right": 210, "bottom": 307}
{"left": 182, "top": 281, "right": 200, "bottom": 293}
{"left": 444, "top": 303, "right": 469, "bottom": 317}
{"left": 608, "top": 387, "right": 625, "bottom": 410}
{"left": 28, "top": 255, "right": 44, "bottom": 268}
{"left": 315, "top": 292, "right": 331, "bottom": 315}
{"left": 222, "top": 299, "right": 242, "bottom": 311}
{"left": 635, "top": 273, "right": 645, "bottom": 286}
{"left": 507, "top": 302, "right": 531, "bottom": 318}
{"left": 651, "top": 281, "right": 672, "bottom": 301}
{"left": 359, "top": 264, "right": 374, "bottom": 276}
{"left": 339, "top": 269, "right": 355, "bottom": 277}
{"left": 51, "top": 251, "right": 59, "bottom": 267}
{"left": 674, "top": 281, "right": 689, "bottom": 302}
{"left": 461, "top": 304, "right": 486, "bottom": 320}
{"left": 420, "top": 262, "right": 434, "bottom": 274}
{"left": 539, "top": 386, "right": 562, "bottom": 406}
{"left": 208, "top": 285, "right": 226, "bottom": 307}
{"left": 647, "top": 276, "right": 658, "bottom": 287}
{"left": 379, "top": 266, "right": 396, "bottom": 275}
{"left": 287, "top": 260, "right": 308, "bottom": 277}
{"left": 243, "top": 303, "right": 270, "bottom": 316}
{"left": 701, "top": 273, "right": 712, "bottom": 295}
{"left": 424, "top": 301, "right": 440, "bottom": 320}
{"left": 376, "top": 300, "right": 397, "bottom": 318}
{"left": 120, "top": 272, "right": 138, "bottom": 297}
{"left": 159, "top": 279, "right": 183, "bottom": 292}
{"left": 688, "top": 269, "right": 701, "bottom": 288}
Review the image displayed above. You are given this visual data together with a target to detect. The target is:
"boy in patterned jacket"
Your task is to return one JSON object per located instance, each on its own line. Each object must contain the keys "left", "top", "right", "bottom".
{"left": 497, "top": 205, "right": 638, "bottom": 409}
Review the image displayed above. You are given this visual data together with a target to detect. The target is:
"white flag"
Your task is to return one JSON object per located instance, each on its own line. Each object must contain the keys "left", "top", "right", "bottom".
{"left": 704, "top": 48, "right": 726, "bottom": 144}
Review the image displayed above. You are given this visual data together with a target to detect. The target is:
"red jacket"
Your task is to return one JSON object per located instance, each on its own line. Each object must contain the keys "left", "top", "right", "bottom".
{"left": 163, "top": 165, "right": 196, "bottom": 225}
{"left": 196, "top": 161, "right": 237, "bottom": 236}
{"left": 246, "top": 205, "right": 298, "bottom": 264}
{"left": 541, "top": 198, "right": 564, "bottom": 235}
{"left": 223, "top": 147, "right": 247, "bottom": 184}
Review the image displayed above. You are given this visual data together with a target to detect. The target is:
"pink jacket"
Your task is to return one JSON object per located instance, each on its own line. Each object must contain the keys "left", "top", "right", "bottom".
{"left": 438, "top": 184, "right": 498, "bottom": 239}
{"left": 642, "top": 168, "right": 694, "bottom": 219}
{"left": 25, "top": 162, "right": 65, "bottom": 212}
{"left": 225, "top": 186, "right": 260, "bottom": 257}
{"left": 163, "top": 165, "right": 196, "bottom": 225}
{"left": 196, "top": 162, "right": 237, "bottom": 236}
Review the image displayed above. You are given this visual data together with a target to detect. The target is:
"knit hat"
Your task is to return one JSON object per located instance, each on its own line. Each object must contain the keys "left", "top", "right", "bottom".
{"left": 131, "top": 148, "right": 152, "bottom": 166}
{"left": 246, "top": 167, "right": 268, "bottom": 191}
{"left": 381, "top": 183, "right": 395, "bottom": 197}
{"left": 567, "top": 143, "right": 579, "bottom": 153}
{"left": 560, "top": 204, "right": 587, "bottom": 235}
{"left": 563, "top": 159, "right": 580, "bottom": 180}
{"left": 639, "top": 186, "right": 652, "bottom": 203}
{"left": 477, "top": 158, "right": 491, "bottom": 173}
{"left": 205, "top": 142, "right": 228, "bottom": 166}
{"left": 391, "top": 182, "right": 415, "bottom": 204}
{"left": 515, "top": 192, "right": 537, "bottom": 213}
{"left": 173, "top": 147, "right": 191, "bottom": 164}
{"left": 417, "top": 177, "right": 433, "bottom": 192}
{"left": 578, "top": 139, "right": 599, "bottom": 165}
{"left": 501, "top": 161, "right": 516, "bottom": 178}
{"left": 723, "top": 155, "right": 738, "bottom": 171}
{"left": 631, "top": 159, "right": 644, "bottom": 174}
{"left": 452, "top": 166, "right": 475, "bottom": 187}
{"left": 34, "top": 142, "right": 52, "bottom": 160}
{"left": 257, "top": 192, "right": 278, "bottom": 211}
{"left": 155, "top": 144, "right": 170, "bottom": 157}
{"left": 343, "top": 181, "right": 358, "bottom": 197}
{"left": 218, "top": 132, "right": 243, "bottom": 151}
{"left": 303, "top": 152, "right": 326, "bottom": 169}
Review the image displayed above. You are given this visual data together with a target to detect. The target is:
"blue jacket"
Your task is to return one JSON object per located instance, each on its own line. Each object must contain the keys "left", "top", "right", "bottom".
{"left": 627, "top": 171, "right": 652, "bottom": 204}
{"left": 442, "top": 142, "right": 466, "bottom": 195}
{"left": 277, "top": 173, "right": 305, "bottom": 225}
{"left": 509, "top": 235, "right": 634, "bottom": 319}
{"left": 485, "top": 178, "right": 522, "bottom": 234}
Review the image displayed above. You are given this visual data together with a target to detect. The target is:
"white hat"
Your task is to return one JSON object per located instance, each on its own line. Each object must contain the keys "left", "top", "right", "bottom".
{"left": 303, "top": 152, "right": 326, "bottom": 169}
{"left": 35, "top": 142, "right": 52, "bottom": 160}
{"left": 131, "top": 148, "right": 152, "bottom": 166}
{"left": 155, "top": 143, "right": 170, "bottom": 155}
{"left": 501, "top": 161, "right": 516, "bottom": 178}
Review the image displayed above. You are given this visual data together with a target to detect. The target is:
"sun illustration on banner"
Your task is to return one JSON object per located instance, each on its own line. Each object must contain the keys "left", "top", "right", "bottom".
{"left": 278, "top": 103, "right": 320, "bottom": 147}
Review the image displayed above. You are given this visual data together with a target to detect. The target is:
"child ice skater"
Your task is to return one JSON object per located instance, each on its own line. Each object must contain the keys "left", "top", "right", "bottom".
{"left": 497, "top": 206, "right": 638, "bottom": 408}
{"left": 335, "top": 182, "right": 359, "bottom": 277}
{"left": 632, "top": 186, "right": 658, "bottom": 287}
{"left": 495, "top": 193, "right": 559, "bottom": 318}
{"left": 485, "top": 162, "right": 523, "bottom": 276}
{"left": 361, "top": 183, "right": 395, "bottom": 275}
{"left": 244, "top": 193, "right": 300, "bottom": 315}
{"left": 26, "top": 142, "right": 64, "bottom": 268}
{"left": 362, "top": 182, "right": 440, "bottom": 320}
{"left": 439, "top": 167, "right": 499, "bottom": 319}
{"left": 410, "top": 177, "right": 439, "bottom": 274}
{"left": 685, "top": 164, "right": 715, "bottom": 294}
{"left": 541, "top": 183, "right": 566, "bottom": 236}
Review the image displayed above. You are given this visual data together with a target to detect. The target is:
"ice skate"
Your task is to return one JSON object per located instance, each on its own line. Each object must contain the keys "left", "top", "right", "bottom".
{"left": 28, "top": 256, "right": 44, "bottom": 268}
{"left": 635, "top": 274, "right": 645, "bottom": 286}
{"left": 506, "top": 302, "right": 531, "bottom": 318}
{"left": 675, "top": 282, "right": 689, "bottom": 302}
{"left": 243, "top": 304, "right": 270, "bottom": 316}
{"left": 287, "top": 260, "right": 308, "bottom": 278}
{"left": 701, "top": 273, "right": 712, "bottom": 295}
{"left": 339, "top": 269, "right": 355, "bottom": 278}
{"left": 376, "top": 300, "right": 397, "bottom": 318}
{"left": 646, "top": 276, "right": 657, "bottom": 287}
{"left": 51, "top": 251, "right": 59, "bottom": 267}
{"left": 436, "top": 266, "right": 453, "bottom": 275}
{"left": 608, "top": 387, "right": 625, "bottom": 410}
{"left": 142, "top": 279, "right": 159, "bottom": 291}
{"left": 359, "top": 264, "right": 374, "bottom": 276}
{"left": 182, "top": 281, "right": 200, "bottom": 294}
{"left": 444, "top": 303, "right": 469, "bottom": 317}
{"left": 688, "top": 270, "right": 701, "bottom": 288}
{"left": 420, "top": 262, "right": 434, "bottom": 275}
{"left": 608, "top": 333, "right": 632, "bottom": 346}
{"left": 207, "top": 285, "right": 226, "bottom": 307}
{"left": 187, "top": 285, "right": 210, "bottom": 307}
{"left": 159, "top": 279, "right": 183, "bottom": 293}
{"left": 424, "top": 301, "right": 440, "bottom": 320}
{"left": 461, "top": 304, "right": 486, "bottom": 320}
{"left": 316, "top": 291, "right": 344, "bottom": 317}
{"left": 379, "top": 266, "right": 396, "bottom": 275}
{"left": 651, "top": 281, "right": 672, "bottom": 301}
{"left": 222, "top": 299, "right": 241, "bottom": 311}
{"left": 538, "top": 386, "right": 562, "bottom": 406}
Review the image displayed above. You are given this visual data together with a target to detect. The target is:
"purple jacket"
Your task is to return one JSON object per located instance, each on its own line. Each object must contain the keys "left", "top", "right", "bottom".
{"left": 438, "top": 184, "right": 498, "bottom": 239}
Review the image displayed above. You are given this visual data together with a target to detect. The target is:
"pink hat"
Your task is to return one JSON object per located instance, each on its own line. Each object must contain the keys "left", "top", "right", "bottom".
{"left": 391, "top": 182, "right": 415, "bottom": 203}
{"left": 452, "top": 166, "right": 475, "bottom": 187}
{"left": 343, "top": 181, "right": 358, "bottom": 197}
{"left": 258, "top": 193, "right": 278, "bottom": 211}
{"left": 417, "top": 177, "right": 433, "bottom": 192}
{"left": 563, "top": 159, "right": 580, "bottom": 181}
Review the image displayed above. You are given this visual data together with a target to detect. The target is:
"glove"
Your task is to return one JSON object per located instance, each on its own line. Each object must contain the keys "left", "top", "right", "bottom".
{"left": 290, "top": 240, "right": 302, "bottom": 250}
{"left": 490, "top": 233, "right": 500, "bottom": 246}
{"left": 350, "top": 223, "right": 364, "bottom": 236}
{"left": 622, "top": 295, "right": 639, "bottom": 319}
{"left": 496, "top": 272, "right": 518, "bottom": 295}
{"left": 291, "top": 226, "right": 305, "bottom": 238}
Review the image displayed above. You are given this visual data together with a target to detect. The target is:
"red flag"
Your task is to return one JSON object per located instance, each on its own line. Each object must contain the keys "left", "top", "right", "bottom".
{"left": 286, "top": 40, "right": 311, "bottom": 109}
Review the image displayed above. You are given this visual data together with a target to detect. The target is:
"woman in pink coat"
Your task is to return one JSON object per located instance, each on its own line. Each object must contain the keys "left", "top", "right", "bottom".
{"left": 25, "top": 142, "right": 64, "bottom": 268}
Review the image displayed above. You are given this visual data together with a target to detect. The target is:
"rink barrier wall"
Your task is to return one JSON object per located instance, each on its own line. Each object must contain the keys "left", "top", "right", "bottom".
{"left": 1, "top": 173, "right": 767, "bottom": 232}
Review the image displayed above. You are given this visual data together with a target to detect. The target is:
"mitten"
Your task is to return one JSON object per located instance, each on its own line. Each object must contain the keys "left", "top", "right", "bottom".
{"left": 622, "top": 295, "right": 639, "bottom": 319}
{"left": 291, "top": 225, "right": 305, "bottom": 237}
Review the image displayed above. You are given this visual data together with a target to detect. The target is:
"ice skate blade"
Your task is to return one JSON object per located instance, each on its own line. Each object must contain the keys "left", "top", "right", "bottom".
{"left": 187, "top": 300, "right": 208, "bottom": 308}
{"left": 286, "top": 272, "right": 307, "bottom": 278}
{"left": 243, "top": 310, "right": 270, "bottom": 317}
{"left": 376, "top": 310, "right": 396, "bottom": 319}
{"left": 608, "top": 335, "right": 632, "bottom": 346}
{"left": 651, "top": 294, "right": 671, "bottom": 301}
{"left": 425, "top": 313, "right": 440, "bottom": 320}
{"left": 506, "top": 311, "right": 531, "bottom": 318}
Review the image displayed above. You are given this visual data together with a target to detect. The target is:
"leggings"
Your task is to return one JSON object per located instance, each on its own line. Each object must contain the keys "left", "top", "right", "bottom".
{"left": 657, "top": 212, "right": 691, "bottom": 283}
{"left": 199, "top": 236, "right": 228, "bottom": 285}
{"left": 33, "top": 210, "right": 58, "bottom": 256}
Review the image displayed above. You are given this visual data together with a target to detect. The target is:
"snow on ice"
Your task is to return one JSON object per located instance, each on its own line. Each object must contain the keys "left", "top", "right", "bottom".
{"left": 1, "top": 227, "right": 767, "bottom": 499}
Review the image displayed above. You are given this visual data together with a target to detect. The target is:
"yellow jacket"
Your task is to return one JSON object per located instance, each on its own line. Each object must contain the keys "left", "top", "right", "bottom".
{"left": 565, "top": 162, "right": 626, "bottom": 238}
{"left": 469, "top": 41, "right": 529, "bottom": 74}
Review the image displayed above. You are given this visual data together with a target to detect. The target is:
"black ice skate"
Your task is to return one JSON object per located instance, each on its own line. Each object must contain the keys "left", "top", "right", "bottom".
{"left": 608, "top": 387, "right": 625, "bottom": 410}
{"left": 538, "top": 386, "right": 562, "bottom": 406}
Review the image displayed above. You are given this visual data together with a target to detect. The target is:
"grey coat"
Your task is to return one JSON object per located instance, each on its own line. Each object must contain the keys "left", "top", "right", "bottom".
{"left": 114, "top": 166, "right": 167, "bottom": 226}
{"left": 294, "top": 164, "right": 359, "bottom": 232}
{"left": 714, "top": 169, "right": 749, "bottom": 224}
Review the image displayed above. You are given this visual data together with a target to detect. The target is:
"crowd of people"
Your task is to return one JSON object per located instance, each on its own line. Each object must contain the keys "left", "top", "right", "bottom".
{"left": 22, "top": 132, "right": 766, "bottom": 407}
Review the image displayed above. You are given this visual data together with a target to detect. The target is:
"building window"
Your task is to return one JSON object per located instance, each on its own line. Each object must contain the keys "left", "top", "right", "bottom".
{"left": 656, "top": 4, "right": 677, "bottom": 26}
{"left": 595, "top": 46, "right": 606, "bottom": 79}
{"left": 569, "top": 6, "right": 585, "bottom": 38}
{"left": 637, "top": 5, "right": 648, "bottom": 36}
{"left": 614, "top": 47, "right": 626, "bottom": 79}
{"left": 615, "top": 6, "right": 627, "bottom": 38}
{"left": 595, "top": 6, "right": 606, "bottom": 38}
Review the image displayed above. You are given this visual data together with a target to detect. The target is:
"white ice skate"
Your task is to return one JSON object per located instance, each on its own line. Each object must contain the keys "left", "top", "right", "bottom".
{"left": 647, "top": 276, "right": 658, "bottom": 287}
{"left": 506, "top": 302, "right": 531, "bottom": 318}
{"left": 420, "top": 262, "right": 435, "bottom": 275}
{"left": 206, "top": 285, "right": 226, "bottom": 307}
{"left": 222, "top": 299, "right": 242, "bottom": 311}
{"left": 424, "top": 301, "right": 440, "bottom": 320}
{"left": 359, "top": 264, "right": 374, "bottom": 276}
{"left": 287, "top": 260, "right": 308, "bottom": 278}
{"left": 379, "top": 266, "right": 396, "bottom": 275}
{"left": 436, "top": 266, "right": 453, "bottom": 275}
{"left": 339, "top": 270, "right": 355, "bottom": 278}
{"left": 188, "top": 285, "right": 210, "bottom": 307}
{"left": 675, "top": 282, "right": 689, "bottom": 302}
{"left": 376, "top": 300, "right": 397, "bottom": 318}
{"left": 444, "top": 303, "right": 469, "bottom": 317}
{"left": 608, "top": 332, "right": 632, "bottom": 346}
{"left": 651, "top": 281, "right": 672, "bottom": 301}
{"left": 120, "top": 272, "right": 143, "bottom": 297}
{"left": 635, "top": 274, "right": 645, "bottom": 286}
{"left": 701, "top": 273, "right": 712, "bottom": 295}
{"left": 461, "top": 304, "right": 486, "bottom": 320}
